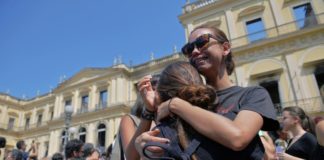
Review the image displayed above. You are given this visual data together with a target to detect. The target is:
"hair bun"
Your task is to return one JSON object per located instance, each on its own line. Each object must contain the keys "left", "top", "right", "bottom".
{"left": 178, "top": 85, "right": 216, "bottom": 110}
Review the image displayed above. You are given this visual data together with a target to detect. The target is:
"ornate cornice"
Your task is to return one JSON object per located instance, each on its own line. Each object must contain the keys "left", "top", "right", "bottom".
{"left": 234, "top": 28, "right": 324, "bottom": 65}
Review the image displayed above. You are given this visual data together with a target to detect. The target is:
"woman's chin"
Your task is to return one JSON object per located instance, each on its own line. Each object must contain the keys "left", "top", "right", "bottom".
{"left": 196, "top": 63, "right": 212, "bottom": 72}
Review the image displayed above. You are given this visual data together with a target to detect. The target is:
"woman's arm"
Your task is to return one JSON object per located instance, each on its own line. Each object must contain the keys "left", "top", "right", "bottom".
{"left": 124, "top": 74, "right": 161, "bottom": 160}
{"left": 158, "top": 97, "right": 263, "bottom": 151}
{"left": 125, "top": 118, "right": 168, "bottom": 160}
{"left": 120, "top": 115, "right": 138, "bottom": 160}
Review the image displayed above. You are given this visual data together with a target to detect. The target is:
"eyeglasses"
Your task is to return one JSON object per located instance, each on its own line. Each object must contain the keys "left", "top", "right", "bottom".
{"left": 181, "top": 34, "right": 219, "bottom": 57}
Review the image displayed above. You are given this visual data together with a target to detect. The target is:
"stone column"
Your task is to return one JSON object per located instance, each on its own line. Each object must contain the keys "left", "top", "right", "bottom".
{"left": 107, "top": 118, "right": 115, "bottom": 146}
{"left": 87, "top": 123, "right": 96, "bottom": 145}
{"left": 72, "top": 90, "right": 80, "bottom": 114}
{"left": 48, "top": 130, "right": 60, "bottom": 156}
{"left": 225, "top": 10, "right": 237, "bottom": 40}
{"left": 54, "top": 94, "right": 63, "bottom": 119}
{"left": 110, "top": 78, "right": 117, "bottom": 105}
{"left": 90, "top": 85, "right": 98, "bottom": 111}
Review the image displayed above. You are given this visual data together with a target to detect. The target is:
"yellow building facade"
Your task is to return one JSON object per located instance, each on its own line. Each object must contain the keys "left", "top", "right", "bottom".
{"left": 1, "top": 0, "right": 324, "bottom": 159}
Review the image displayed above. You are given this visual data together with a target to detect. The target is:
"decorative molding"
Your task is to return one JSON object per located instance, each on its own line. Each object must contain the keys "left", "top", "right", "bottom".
{"left": 235, "top": 32, "right": 324, "bottom": 65}
{"left": 299, "top": 45, "right": 324, "bottom": 67}
{"left": 237, "top": 5, "right": 265, "bottom": 20}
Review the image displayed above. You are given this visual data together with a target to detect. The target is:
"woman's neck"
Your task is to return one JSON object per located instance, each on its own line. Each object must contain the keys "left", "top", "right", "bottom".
{"left": 206, "top": 72, "right": 234, "bottom": 91}
{"left": 290, "top": 125, "right": 306, "bottom": 138}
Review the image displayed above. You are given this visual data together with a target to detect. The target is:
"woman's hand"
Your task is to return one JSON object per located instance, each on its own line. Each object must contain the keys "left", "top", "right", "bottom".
{"left": 137, "top": 75, "right": 156, "bottom": 112}
{"left": 156, "top": 98, "right": 188, "bottom": 121}
{"left": 135, "top": 129, "right": 169, "bottom": 158}
{"left": 156, "top": 99, "right": 173, "bottom": 121}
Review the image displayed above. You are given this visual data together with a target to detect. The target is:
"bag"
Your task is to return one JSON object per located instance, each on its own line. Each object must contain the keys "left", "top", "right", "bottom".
{"left": 110, "top": 114, "right": 140, "bottom": 160}
{"left": 143, "top": 121, "right": 200, "bottom": 160}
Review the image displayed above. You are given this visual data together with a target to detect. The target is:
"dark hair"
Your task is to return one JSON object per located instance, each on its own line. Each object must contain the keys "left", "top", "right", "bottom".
{"left": 82, "top": 143, "right": 94, "bottom": 158}
{"left": 106, "top": 144, "right": 113, "bottom": 159}
{"left": 283, "top": 106, "right": 315, "bottom": 135}
{"left": 51, "top": 152, "right": 64, "bottom": 160}
{"left": 11, "top": 149, "right": 23, "bottom": 160}
{"left": 65, "top": 139, "right": 84, "bottom": 159}
{"left": 132, "top": 74, "right": 160, "bottom": 117}
{"left": 157, "top": 61, "right": 217, "bottom": 160}
{"left": 16, "top": 140, "right": 25, "bottom": 150}
{"left": 158, "top": 61, "right": 216, "bottom": 106}
{"left": 190, "top": 25, "right": 235, "bottom": 75}
{"left": 131, "top": 94, "right": 145, "bottom": 117}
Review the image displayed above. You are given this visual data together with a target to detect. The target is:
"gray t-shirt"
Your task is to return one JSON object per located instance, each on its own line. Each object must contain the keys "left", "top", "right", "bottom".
{"left": 215, "top": 86, "right": 279, "bottom": 130}
{"left": 153, "top": 86, "right": 279, "bottom": 160}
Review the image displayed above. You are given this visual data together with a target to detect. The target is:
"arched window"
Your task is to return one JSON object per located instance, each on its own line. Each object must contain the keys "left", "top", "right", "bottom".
{"left": 315, "top": 65, "right": 324, "bottom": 97}
{"left": 79, "top": 127, "right": 87, "bottom": 142}
{"left": 97, "top": 124, "right": 106, "bottom": 149}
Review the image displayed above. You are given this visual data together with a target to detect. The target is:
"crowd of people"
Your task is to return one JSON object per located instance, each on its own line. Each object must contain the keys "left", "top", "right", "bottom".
{"left": 3, "top": 139, "right": 112, "bottom": 160}
{"left": 2, "top": 25, "right": 324, "bottom": 160}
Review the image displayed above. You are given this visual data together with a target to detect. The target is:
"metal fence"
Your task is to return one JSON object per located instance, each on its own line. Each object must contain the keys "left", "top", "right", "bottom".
{"left": 231, "top": 12, "right": 324, "bottom": 48}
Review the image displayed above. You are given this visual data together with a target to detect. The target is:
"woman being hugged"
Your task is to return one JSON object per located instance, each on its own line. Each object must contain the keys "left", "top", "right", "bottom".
{"left": 136, "top": 25, "right": 279, "bottom": 159}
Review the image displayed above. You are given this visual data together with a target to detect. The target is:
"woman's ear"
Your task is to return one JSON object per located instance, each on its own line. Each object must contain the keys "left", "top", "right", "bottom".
{"left": 222, "top": 42, "right": 231, "bottom": 56}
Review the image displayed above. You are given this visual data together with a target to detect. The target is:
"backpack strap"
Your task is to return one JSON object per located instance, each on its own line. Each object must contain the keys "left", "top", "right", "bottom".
{"left": 143, "top": 139, "right": 201, "bottom": 160}
{"left": 142, "top": 122, "right": 201, "bottom": 160}
{"left": 143, "top": 142, "right": 176, "bottom": 160}
{"left": 183, "top": 139, "right": 200, "bottom": 158}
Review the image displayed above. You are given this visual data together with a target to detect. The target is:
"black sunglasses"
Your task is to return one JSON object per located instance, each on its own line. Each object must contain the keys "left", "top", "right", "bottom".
{"left": 181, "top": 34, "right": 219, "bottom": 57}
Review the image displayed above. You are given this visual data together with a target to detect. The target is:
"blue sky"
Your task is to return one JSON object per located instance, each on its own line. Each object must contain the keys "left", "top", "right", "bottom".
{"left": 0, "top": 0, "right": 186, "bottom": 99}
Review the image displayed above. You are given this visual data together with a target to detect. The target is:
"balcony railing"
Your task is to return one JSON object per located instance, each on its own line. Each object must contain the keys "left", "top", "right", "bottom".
{"left": 274, "top": 96, "right": 324, "bottom": 116}
{"left": 231, "top": 12, "right": 324, "bottom": 48}
{"left": 77, "top": 103, "right": 89, "bottom": 114}
{"left": 95, "top": 101, "right": 107, "bottom": 111}
{"left": 0, "top": 121, "right": 47, "bottom": 132}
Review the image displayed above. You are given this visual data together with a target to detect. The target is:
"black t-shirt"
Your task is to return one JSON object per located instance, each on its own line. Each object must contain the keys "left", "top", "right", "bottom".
{"left": 286, "top": 132, "right": 317, "bottom": 159}
{"left": 197, "top": 86, "right": 279, "bottom": 160}
{"left": 310, "top": 143, "right": 324, "bottom": 160}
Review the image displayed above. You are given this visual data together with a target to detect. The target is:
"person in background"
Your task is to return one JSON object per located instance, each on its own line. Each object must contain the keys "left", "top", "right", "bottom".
{"left": 116, "top": 75, "right": 159, "bottom": 160}
{"left": 65, "top": 139, "right": 84, "bottom": 160}
{"left": 28, "top": 141, "right": 39, "bottom": 160}
{"left": 105, "top": 144, "right": 112, "bottom": 160}
{"left": 6, "top": 149, "right": 23, "bottom": 160}
{"left": 82, "top": 143, "right": 100, "bottom": 160}
{"left": 135, "top": 25, "right": 279, "bottom": 159}
{"left": 51, "top": 153, "right": 63, "bottom": 160}
{"left": 277, "top": 106, "right": 317, "bottom": 160}
{"left": 16, "top": 140, "right": 30, "bottom": 160}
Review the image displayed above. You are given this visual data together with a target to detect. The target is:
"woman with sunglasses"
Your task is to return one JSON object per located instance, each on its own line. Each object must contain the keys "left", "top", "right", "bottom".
{"left": 134, "top": 25, "right": 279, "bottom": 159}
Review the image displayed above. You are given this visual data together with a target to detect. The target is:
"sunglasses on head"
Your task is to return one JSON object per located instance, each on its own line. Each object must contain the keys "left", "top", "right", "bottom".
{"left": 181, "top": 34, "right": 220, "bottom": 57}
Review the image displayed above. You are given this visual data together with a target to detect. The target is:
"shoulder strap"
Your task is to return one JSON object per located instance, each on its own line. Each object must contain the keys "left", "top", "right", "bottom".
{"left": 118, "top": 131, "right": 125, "bottom": 160}
{"left": 143, "top": 122, "right": 201, "bottom": 160}
{"left": 127, "top": 114, "right": 141, "bottom": 127}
